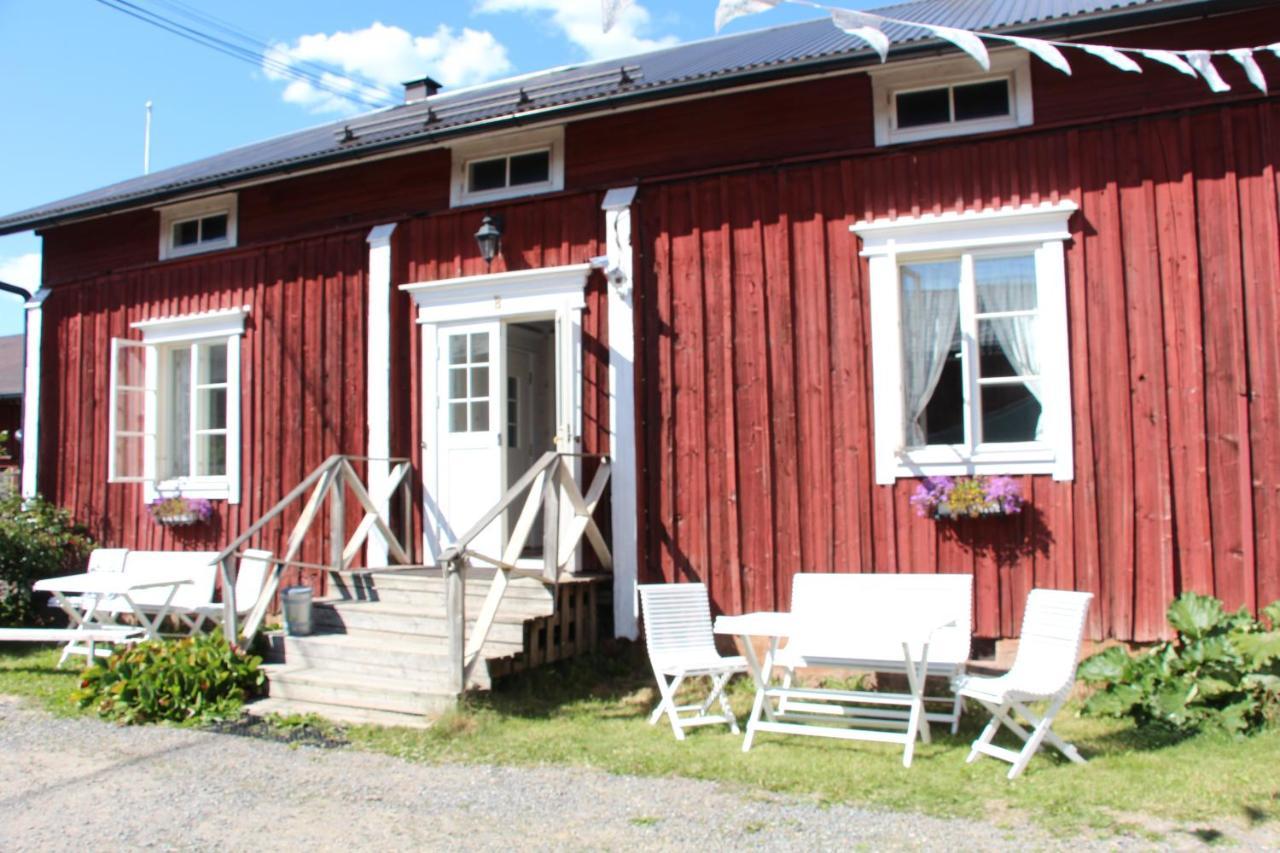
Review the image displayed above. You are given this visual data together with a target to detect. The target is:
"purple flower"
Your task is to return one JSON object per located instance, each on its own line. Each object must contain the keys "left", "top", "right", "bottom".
{"left": 982, "top": 476, "right": 1024, "bottom": 514}
{"left": 909, "top": 476, "right": 953, "bottom": 518}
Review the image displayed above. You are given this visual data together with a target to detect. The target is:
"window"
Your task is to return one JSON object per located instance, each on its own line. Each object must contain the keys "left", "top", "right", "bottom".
{"left": 852, "top": 202, "right": 1077, "bottom": 483}
{"left": 468, "top": 150, "right": 551, "bottom": 194}
{"left": 506, "top": 376, "right": 519, "bottom": 448}
{"left": 871, "top": 52, "right": 1032, "bottom": 146}
{"left": 445, "top": 331, "right": 491, "bottom": 432}
{"left": 450, "top": 127, "right": 564, "bottom": 207}
{"left": 158, "top": 193, "right": 238, "bottom": 260}
{"left": 109, "top": 306, "right": 248, "bottom": 502}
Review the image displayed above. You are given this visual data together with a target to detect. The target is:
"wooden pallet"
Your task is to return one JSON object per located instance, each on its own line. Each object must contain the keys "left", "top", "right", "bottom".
{"left": 487, "top": 576, "right": 605, "bottom": 679}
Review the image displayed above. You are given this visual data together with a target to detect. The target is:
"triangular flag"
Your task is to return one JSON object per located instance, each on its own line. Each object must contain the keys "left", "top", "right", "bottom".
{"left": 1001, "top": 35, "right": 1072, "bottom": 75}
{"left": 1139, "top": 49, "right": 1198, "bottom": 78}
{"left": 1228, "top": 48, "right": 1268, "bottom": 93}
{"left": 714, "top": 0, "right": 781, "bottom": 33}
{"left": 601, "top": 0, "right": 633, "bottom": 33}
{"left": 1079, "top": 44, "right": 1143, "bottom": 73}
{"left": 1185, "top": 50, "right": 1231, "bottom": 92}
{"left": 830, "top": 9, "right": 890, "bottom": 63}
{"left": 923, "top": 24, "right": 990, "bottom": 70}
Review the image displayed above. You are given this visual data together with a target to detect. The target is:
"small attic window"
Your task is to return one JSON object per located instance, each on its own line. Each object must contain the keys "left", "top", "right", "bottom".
{"left": 450, "top": 127, "right": 564, "bottom": 207}
{"left": 172, "top": 212, "right": 229, "bottom": 248}
{"left": 871, "top": 52, "right": 1032, "bottom": 147}
{"left": 158, "top": 193, "right": 238, "bottom": 260}
{"left": 896, "top": 79, "right": 1011, "bottom": 129}
{"left": 467, "top": 149, "right": 551, "bottom": 193}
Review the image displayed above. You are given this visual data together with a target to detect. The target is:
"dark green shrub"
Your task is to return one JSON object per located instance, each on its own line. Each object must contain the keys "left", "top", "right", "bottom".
{"left": 0, "top": 493, "right": 94, "bottom": 626}
{"left": 1079, "top": 593, "right": 1280, "bottom": 736}
{"left": 74, "top": 630, "right": 265, "bottom": 725}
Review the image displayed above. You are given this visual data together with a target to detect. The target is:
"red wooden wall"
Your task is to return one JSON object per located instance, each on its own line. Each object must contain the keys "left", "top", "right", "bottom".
{"left": 37, "top": 229, "right": 371, "bottom": 590}
{"left": 635, "top": 99, "right": 1280, "bottom": 642}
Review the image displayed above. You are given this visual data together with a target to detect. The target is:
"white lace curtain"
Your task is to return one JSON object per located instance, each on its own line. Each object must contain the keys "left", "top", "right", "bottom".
{"left": 900, "top": 263, "right": 959, "bottom": 447}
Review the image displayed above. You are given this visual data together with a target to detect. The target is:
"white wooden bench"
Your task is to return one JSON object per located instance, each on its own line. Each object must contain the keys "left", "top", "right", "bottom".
{"left": 96, "top": 551, "right": 220, "bottom": 634}
{"left": 719, "top": 572, "right": 973, "bottom": 767}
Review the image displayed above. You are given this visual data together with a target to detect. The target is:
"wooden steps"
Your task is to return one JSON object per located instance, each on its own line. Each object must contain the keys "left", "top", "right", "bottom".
{"left": 260, "top": 569, "right": 602, "bottom": 727}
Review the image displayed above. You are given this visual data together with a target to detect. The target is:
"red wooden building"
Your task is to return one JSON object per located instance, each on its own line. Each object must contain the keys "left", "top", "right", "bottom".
{"left": 3, "top": 0, "right": 1279, "bottom": 650}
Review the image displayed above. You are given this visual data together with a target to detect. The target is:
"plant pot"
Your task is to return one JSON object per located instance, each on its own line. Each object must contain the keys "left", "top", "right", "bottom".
{"left": 155, "top": 513, "right": 202, "bottom": 527}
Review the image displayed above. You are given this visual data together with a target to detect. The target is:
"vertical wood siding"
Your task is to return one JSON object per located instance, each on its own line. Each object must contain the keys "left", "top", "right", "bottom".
{"left": 38, "top": 230, "right": 371, "bottom": 591}
{"left": 636, "top": 101, "right": 1280, "bottom": 641}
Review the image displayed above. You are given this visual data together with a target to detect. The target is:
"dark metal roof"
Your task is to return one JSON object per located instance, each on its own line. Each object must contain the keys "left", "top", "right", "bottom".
{"left": 0, "top": 0, "right": 1243, "bottom": 234}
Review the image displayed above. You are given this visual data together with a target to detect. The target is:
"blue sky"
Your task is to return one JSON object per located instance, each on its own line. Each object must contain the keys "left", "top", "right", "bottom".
{"left": 0, "top": 0, "right": 866, "bottom": 337}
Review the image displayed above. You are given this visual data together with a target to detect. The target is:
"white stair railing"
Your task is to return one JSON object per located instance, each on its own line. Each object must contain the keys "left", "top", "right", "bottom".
{"left": 439, "top": 451, "right": 612, "bottom": 692}
{"left": 212, "top": 454, "right": 414, "bottom": 647}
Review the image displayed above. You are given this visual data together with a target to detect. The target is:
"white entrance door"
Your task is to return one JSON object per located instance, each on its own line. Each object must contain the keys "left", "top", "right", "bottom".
{"left": 437, "top": 321, "right": 506, "bottom": 560}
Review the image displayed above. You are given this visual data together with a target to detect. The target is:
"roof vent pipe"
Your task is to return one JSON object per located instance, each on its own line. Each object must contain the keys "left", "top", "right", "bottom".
{"left": 403, "top": 76, "right": 443, "bottom": 104}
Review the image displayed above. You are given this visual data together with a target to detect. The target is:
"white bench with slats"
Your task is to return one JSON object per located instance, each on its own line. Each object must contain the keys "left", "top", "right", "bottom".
{"left": 728, "top": 572, "right": 973, "bottom": 766}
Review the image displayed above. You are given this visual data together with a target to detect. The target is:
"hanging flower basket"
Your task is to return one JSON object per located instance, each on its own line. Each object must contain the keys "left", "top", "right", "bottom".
{"left": 148, "top": 496, "right": 214, "bottom": 527}
{"left": 910, "top": 476, "right": 1025, "bottom": 520}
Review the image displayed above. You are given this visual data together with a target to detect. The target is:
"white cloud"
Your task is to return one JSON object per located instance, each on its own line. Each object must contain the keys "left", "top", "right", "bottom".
{"left": 0, "top": 252, "right": 40, "bottom": 295}
{"left": 476, "top": 0, "right": 679, "bottom": 61}
{"left": 265, "top": 22, "right": 514, "bottom": 115}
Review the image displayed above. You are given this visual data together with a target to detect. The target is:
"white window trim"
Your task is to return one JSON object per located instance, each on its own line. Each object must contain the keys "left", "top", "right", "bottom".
{"left": 852, "top": 201, "right": 1076, "bottom": 484}
{"left": 157, "top": 192, "right": 239, "bottom": 260}
{"left": 449, "top": 126, "right": 565, "bottom": 208}
{"left": 870, "top": 51, "right": 1032, "bottom": 147}
{"left": 108, "top": 306, "right": 249, "bottom": 503}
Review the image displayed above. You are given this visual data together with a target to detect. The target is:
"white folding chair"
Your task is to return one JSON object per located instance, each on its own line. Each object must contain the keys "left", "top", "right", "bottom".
{"left": 190, "top": 549, "right": 274, "bottom": 634}
{"left": 56, "top": 548, "right": 130, "bottom": 666}
{"left": 955, "top": 589, "right": 1093, "bottom": 779}
{"left": 638, "top": 583, "right": 747, "bottom": 740}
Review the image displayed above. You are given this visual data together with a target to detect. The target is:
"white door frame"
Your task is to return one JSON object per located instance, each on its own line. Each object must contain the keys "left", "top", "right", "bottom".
{"left": 402, "top": 263, "right": 593, "bottom": 564}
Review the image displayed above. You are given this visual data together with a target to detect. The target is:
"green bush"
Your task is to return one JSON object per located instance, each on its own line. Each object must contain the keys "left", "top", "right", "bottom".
{"left": 0, "top": 493, "right": 95, "bottom": 626}
{"left": 74, "top": 630, "right": 265, "bottom": 725}
{"left": 1079, "top": 593, "right": 1280, "bottom": 736}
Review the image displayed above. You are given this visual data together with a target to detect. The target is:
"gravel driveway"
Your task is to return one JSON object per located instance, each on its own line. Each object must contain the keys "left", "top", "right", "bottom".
{"left": 0, "top": 696, "right": 1241, "bottom": 851}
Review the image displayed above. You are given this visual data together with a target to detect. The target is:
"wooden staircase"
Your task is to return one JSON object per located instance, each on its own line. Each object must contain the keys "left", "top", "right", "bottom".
{"left": 222, "top": 451, "right": 612, "bottom": 727}
{"left": 252, "top": 567, "right": 607, "bottom": 727}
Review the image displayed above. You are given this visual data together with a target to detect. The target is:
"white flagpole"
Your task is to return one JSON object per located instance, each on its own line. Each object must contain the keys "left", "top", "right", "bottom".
{"left": 143, "top": 100, "right": 153, "bottom": 176}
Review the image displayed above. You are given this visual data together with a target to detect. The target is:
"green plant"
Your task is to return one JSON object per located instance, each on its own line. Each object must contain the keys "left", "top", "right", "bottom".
{"left": 1079, "top": 593, "right": 1280, "bottom": 736}
{"left": 74, "top": 630, "right": 265, "bottom": 725}
{"left": 0, "top": 493, "right": 95, "bottom": 626}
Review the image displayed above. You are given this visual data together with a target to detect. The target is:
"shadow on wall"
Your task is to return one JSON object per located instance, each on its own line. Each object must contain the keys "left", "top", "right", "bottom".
{"left": 935, "top": 505, "right": 1054, "bottom": 569}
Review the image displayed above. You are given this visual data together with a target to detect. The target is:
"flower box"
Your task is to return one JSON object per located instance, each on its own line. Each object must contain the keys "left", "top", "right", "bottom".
{"left": 910, "top": 476, "right": 1024, "bottom": 520}
{"left": 148, "top": 496, "right": 213, "bottom": 527}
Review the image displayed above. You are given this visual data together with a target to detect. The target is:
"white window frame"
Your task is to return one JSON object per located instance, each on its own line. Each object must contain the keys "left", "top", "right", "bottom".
{"left": 870, "top": 51, "right": 1032, "bottom": 147}
{"left": 852, "top": 201, "right": 1077, "bottom": 484}
{"left": 108, "top": 306, "right": 249, "bottom": 503}
{"left": 157, "top": 192, "right": 238, "bottom": 260}
{"left": 449, "top": 126, "right": 565, "bottom": 208}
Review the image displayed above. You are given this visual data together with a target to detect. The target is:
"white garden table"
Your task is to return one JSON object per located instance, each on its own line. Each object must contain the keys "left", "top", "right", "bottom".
{"left": 34, "top": 572, "right": 191, "bottom": 665}
{"left": 714, "top": 611, "right": 952, "bottom": 767}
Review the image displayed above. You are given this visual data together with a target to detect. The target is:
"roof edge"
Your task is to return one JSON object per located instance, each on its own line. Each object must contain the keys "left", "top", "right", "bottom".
{"left": 0, "top": 0, "right": 1264, "bottom": 236}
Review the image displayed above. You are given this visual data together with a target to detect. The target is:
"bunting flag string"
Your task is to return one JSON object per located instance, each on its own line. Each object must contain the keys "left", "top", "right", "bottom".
{"left": 600, "top": 0, "right": 1277, "bottom": 95}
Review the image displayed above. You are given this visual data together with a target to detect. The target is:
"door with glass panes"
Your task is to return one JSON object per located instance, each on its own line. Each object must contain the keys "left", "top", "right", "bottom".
{"left": 436, "top": 321, "right": 506, "bottom": 560}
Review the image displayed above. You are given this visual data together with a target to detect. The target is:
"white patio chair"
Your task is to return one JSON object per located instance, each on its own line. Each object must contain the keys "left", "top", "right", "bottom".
{"left": 954, "top": 589, "right": 1093, "bottom": 779}
{"left": 189, "top": 549, "right": 274, "bottom": 634}
{"left": 638, "top": 582, "right": 747, "bottom": 740}
{"left": 55, "top": 548, "right": 130, "bottom": 665}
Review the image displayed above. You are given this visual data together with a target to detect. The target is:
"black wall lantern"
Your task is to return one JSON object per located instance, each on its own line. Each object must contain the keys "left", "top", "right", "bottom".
{"left": 474, "top": 214, "right": 503, "bottom": 265}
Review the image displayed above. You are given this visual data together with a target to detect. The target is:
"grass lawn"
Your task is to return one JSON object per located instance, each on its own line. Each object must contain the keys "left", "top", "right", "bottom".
{"left": 3, "top": 641, "right": 1278, "bottom": 841}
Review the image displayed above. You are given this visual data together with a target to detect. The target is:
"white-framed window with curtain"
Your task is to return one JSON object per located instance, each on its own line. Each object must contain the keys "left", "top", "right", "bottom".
{"left": 108, "top": 305, "right": 248, "bottom": 502}
{"left": 852, "top": 202, "right": 1077, "bottom": 484}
